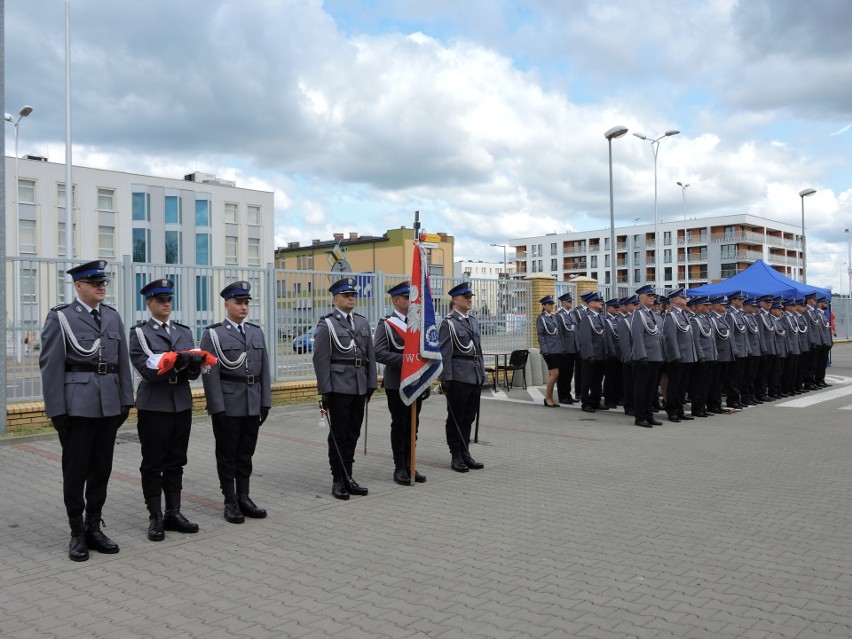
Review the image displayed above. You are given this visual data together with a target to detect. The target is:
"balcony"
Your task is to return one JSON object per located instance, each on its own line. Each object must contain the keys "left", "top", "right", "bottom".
{"left": 563, "top": 245, "right": 586, "bottom": 256}
{"left": 766, "top": 254, "right": 802, "bottom": 268}
{"left": 679, "top": 235, "right": 708, "bottom": 245}
{"left": 720, "top": 249, "right": 763, "bottom": 263}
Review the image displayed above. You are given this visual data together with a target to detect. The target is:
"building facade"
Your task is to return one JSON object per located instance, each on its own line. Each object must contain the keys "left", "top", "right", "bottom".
{"left": 511, "top": 214, "right": 804, "bottom": 292}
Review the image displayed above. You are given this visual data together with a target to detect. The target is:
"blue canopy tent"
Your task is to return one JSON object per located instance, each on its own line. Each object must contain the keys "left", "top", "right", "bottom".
{"left": 686, "top": 259, "right": 832, "bottom": 300}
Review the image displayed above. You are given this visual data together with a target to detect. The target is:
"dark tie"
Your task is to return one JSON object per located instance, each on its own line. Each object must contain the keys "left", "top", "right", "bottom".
{"left": 347, "top": 316, "right": 354, "bottom": 332}
{"left": 238, "top": 324, "right": 245, "bottom": 337}
{"left": 163, "top": 322, "right": 170, "bottom": 335}
{"left": 404, "top": 316, "right": 408, "bottom": 324}
{"left": 91, "top": 308, "right": 101, "bottom": 329}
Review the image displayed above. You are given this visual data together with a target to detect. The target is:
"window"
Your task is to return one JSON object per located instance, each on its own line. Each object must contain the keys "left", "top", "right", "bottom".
{"left": 166, "top": 274, "right": 181, "bottom": 311}
{"left": 21, "top": 269, "right": 37, "bottom": 304}
{"left": 97, "top": 188, "right": 115, "bottom": 212}
{"left": 605, "top": 272, "right": 611, "bottom": 284}
{"left": 664, "top": 231, "right": 672, "bottom": 246}
{"left": 720, "top": 244, "right": 737, "bottom": 259}
{"left": 196, "top": 233, "right": 210, "bottom": 265}
{"left": 604, "top": 237, "right": 610, "bottom": 250}
{"left": 133, "top": 228, "right": 150, "bottom": 263}
{"left": 165, "top": 230, "right": 181, "bottom": 264}
{"left": 664, "top": 267, "right": 673, "bottom": 281}
{"left": 591, "top": 271, "right": 598, "bottom": 281}
{"left": 225, "top": 236, "right": 238, "bottom": 265}
{"left": 550, "top": 242, "right": 557, "bottom": 255}
{"left": 633, "top": 235, "right": 641, "bottom": 248}
{"left": 664, "top": 249, "right": 672, "bottom": 264}
{"left": 634, "top": 269, "right": 641, "bottom": 282}
{"left": 247, "top": 205, "right": 261, "bottom": 225}
{"left": 604, "top": 254, "right": 610, "bottom": 267}
{"left": 57, "top": 183, "right": 77, "bottom": 208}
{"left": 699, "top": 228, "right": 708, "bottom": 242}
{"left": 19, "top": 220, "right": 37, "bottom": 254}
{"left": 58, "top": 223, "right": 77, "bottom": 258}
{"left": 132, "top": 192, "right": 150, "bottom": 221}
{"left": 550, "top": 258, "right": 557, "bottom": 271}
{"left": 297, "top": 254, "right": 314, "bottom": 270}
{"left": 590, "top": 255, "right": 598, "bottom": 268}
{"left": 196, "top": 199, "right": 210, "bottom": 226}
{"left": 98, "top": 226, "right": 115, "bottom": 258}
{"left": 248, "top": 238, "right": 261, "bottom": 266}
{"left": 634, "top": 251, "right": 640, "bottom": 263}
{"left": 18, "top": 179, "right": 36, "bottom": 204}
{"left": 165, "top": 195, "right": 181, "bottom": 224}
{"left": 724, "top": 226, "right": 736, "bottom": 240}
{"left": 224, "top": 202, "right": 238, "bottom": 224}
{"left": 135, "top": 273, "right": 148, "bottom": 311}
{"left": 721, "top": 264, "right": 737, "bottom": 278}
{"left": 196, "top": 275, "right": 211, "bottom": 311}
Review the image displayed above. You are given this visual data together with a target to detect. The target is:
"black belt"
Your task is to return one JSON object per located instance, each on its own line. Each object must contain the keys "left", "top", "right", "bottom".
{"left": 66, "top": 363, "right": 119, "bottom": 375}
{"left": 220, "top": 372, "right": 258, "bottom": 385}
{"left": 456, "top": 354, "right": 480, "bottom": 362}
{"left": 331, "top": 358, "right": 368, "bottom": 368}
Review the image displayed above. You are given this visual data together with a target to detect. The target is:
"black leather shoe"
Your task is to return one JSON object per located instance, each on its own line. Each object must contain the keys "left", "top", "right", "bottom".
{"left": 624, "top": 409, "right": 636, "bottom": 417}
{"left": 147, "top": 512, "right": 165, "bottom": 541}
{"left": 709, "top": 408, "right": 724, "bottom": 414}
{"left": 727, "top": 403, "right": 744, "bottom": 409}
{"left": 693, "top": 411, "right": 709, "bottom": 417}
{"left": 332, "top": 481, "right": 350, "bottom": 500}
{"left": 451, "top": 456, "right": 469, "bottom": 473}
{"left": 393, "top": 468, "right": 411, "bottom": 485}
{"left": 679, "top": 414, "right": 695, "bottom": 421}
{"left": 68, "top": 516, "right": 89, "bottom": 562}
{"left": 407, "top": 468, "right": 426, "bottom": 483}
{"left": 223, "top": 498, "right": 245, "bottom": 524}
{"left": 649, "top": 417, "right": 662, "bottom": 426}
{"left": 668, "top": 415, "right": 681, "bottom": 423}
{"left": 581, "top": 406, "right": 596, "bottom": 413}
{"left": 461, "top": 451, "right": 484, "bottom": 470}
{"left": 84, "top": 516, "right": 120, "bottom": 554}
{"left": 346, "top": 478, "right": 369, "bottom": 496}
{"left": 237, "top": 495, "right": 267, "bottom": 518}
{"left": 595, "top": 404, "right": 611, "bottom": 410}
{"left": 163, "top": 510, "right": 199, "bottom": 533}
{"left": 635, "top": 419, "right": 652, "bottom": 428}
{"left": 559, "top": 397, "right": 575, "bottom": 404}
{"left": 543, "top": 399, "right": 559, "bottom": 407}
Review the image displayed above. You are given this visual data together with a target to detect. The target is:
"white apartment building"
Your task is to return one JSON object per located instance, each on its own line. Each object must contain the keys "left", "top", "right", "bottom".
{"left": 454, "top": 259, "right": 520, "bottom": 316}
{"left": 511, "top": 214, "right": 804, "bottom": 292}
{"left": 453, "top": 259, "right": 517, "bottom": 280}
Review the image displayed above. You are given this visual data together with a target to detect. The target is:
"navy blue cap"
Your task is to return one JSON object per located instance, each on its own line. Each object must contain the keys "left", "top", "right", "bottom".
{"left": 558, "top": 292, "right": 573, "bottom": 302}
{"left": 667, "top": 288, "right": 686, "bottom": 300}
{"left": 804, "top": 291, "right": 818, "bottom": 299}
{"left": 757, "top": 294, "right": 774, "bottom": 303}
{"left": 605, "top": 299, "right": 620, "bottom": 308}
{"left": 622, "top": 295, "right": 639, "bottom": 305}
{"left": 329, "top": 277, "right": 358, "bottom": 295}
{"left": 448, "top": 282, "right": 473, "bottom": 298}
{"left": 771, "top": 301, "right": 784, "bottom": 309}
{"left": 728, "top": 290, "right": 745, "bottom": 300}
{"left": 635, "top": 284, "right": 656, "bottom": 297}
{"left": 783, "top": 298, "right": 796, "bottom": 307}
{"left": 817, "top": 295, "right": 828, "bottom": 303}
{"left": 141, "top": 278, "right": 174, "bottom": 299}
{"left": 584, "top": 291, "right": 603, "bottom": 303}
{"left": 794, "top": 298, "right": 804, "bottom": 305}
{"left": 540, "top": 295, "right": 555, "bottom": 305}
{"left": 579, "top": 290, "right": 595, "bottom": 301}
{"left": 221, "top": 280, "right": 252, "bottom": 300}
{"left": 743, "top": 297, "right": 758, "bottom": 306}
{"left": 708, "top": 295, "right": 728, "bottom": 305}
{"left": 387, "top": 281, "right": 411, "bottom": 297}
{"left": 687, "top": 295, "right": 707, "bottom": 306}
{"left": 67, "top": 260, "right": 109, "bottom": 282}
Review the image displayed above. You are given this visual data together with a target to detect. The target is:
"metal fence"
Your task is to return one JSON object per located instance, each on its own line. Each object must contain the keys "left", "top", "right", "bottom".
{"left": 4, "top": 257, "right": 533, "bottom": 401}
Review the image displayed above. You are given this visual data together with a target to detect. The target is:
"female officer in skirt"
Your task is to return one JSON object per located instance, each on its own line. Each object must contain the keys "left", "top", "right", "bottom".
{"left": 537, "top": 295, "right": 561, "bottom": 407}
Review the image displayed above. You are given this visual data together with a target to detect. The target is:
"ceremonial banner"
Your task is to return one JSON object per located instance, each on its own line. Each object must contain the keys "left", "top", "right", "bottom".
{"left": 400, "top": 243, "right": 443, "bottom": 405}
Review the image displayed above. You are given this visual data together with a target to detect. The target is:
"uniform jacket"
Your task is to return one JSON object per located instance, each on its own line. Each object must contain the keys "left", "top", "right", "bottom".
{"left": 726, "top": 308, "right": 751, "bottom": 358}
{"left": 630, "top": 305, "right": 664, "bottom": 362}
{"left": 537, "top": 312, "right": 562, "bottom": 356}
{"left": 617, "top": 312, "right": 634, "bottom": 364}
{"left": 201, "top": 320, "right": 272, "bottom": 416}
{"left": 743, "top": 312, "right": 762, "bottom": 356}
{"left": 374, "top": 313, "right": 406, "bottom": 390}
{"left": 690, "top": 312, "right": 718, "bottom": 362}
{"left": 758, "top": 309, "right": 776, "bottom": 355}
{"left": 805, "top": 306, "right": 822, "bottom": 348}
{"left": 818, "top": 309, "right": 833, "bottom": 346}
{"left": 578, "top": 310, "right": 607, "bottom": 361}
{"left": 129, "top": 318, "right": 200, "bottom": 412}
{"left": 710, "top": 312, "right": 734, "bottom": 362}
{"left": 39, "top": 301, "right": 134, "bottom": 419}
{"left": 772, "top": 315, "right": 788, "bottom": 357}
{"left": 556, "top": 308, "right": 579, "bottom": 355}
{"left": 663, "top": 307, "right": 698, "bottom": 363}
{"left": 603, "top": 312, "right": 621, "bottom": 360}
{"left": 794, "top": 312, "right": 810, "bottom": 353}
{"left": 313, "top": 309, "right": 378, "bottom": 396}
{"left": 438, "top": 311, "right": 486, "bottom": 384}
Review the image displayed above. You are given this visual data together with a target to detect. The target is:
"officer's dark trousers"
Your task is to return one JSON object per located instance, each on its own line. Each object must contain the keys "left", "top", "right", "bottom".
{"left": 726, "top": 357, "right": 744, "bottom": 406}
{"left": 580, "top": 359, "right": 604, "bottom": 409}
{"left": 743, "top": 356, "right": 760, "bottom": 401}
{"left": 622, "top": 362, "right": 634, "bottom": 414}
{"left": 633, "top": 360, "right": 661, "bottom": 422}
{"left": 665, "top": 361, "right": 692, "bottom": 417}
{"left": 603, "top": 357, "right": 622, "bottom": 406}
{"left": 690, "top": 361, "right": 712, "bottom": 414}
{"left": 817, "top": 346, "right": 830, "bottom": 383}
{"left": 137, "top": 409, "right": 192, "bottom": 506}
{"left": 782, "top": 354, "right": 798, "bottom": 393}
{"left": 60, "top": 415, "right": 122, "bottom": 518}
{"left": 557, "top": 353, "right": 576, "bottom": 401}
{"left": 757, "top": 354, "right": 775, "bottom": 397}
{"left": 212, "top": 414, "right": 261, "bottom": 497}
{"left": 573, "top": 356, "right": 584, "bottom": 402}
{"left": 325, "top": 392, "right": 367, "bottom": 481}
{"left": 802, "top": 349, "right": 817, "bottom": 387}
{"left": 386, "top": 389, "right": 422, "bottom": 470}
{"left": 709, "top": 360, "right": 729, "bottom": 410}
{"left": 444, "top": 381, "right": 480, "bottom": 455}
{"left": 768, "top": 356, "right": 786, "bottom": 395}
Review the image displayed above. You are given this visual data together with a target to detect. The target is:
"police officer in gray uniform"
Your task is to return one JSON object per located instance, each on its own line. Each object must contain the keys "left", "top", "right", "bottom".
{"left": 662, "top": 289, "right": 696, "bottom": 422}
{"left": 201, "top": 281, "right": 272, "bottom": 523}
{"left": 439, "top": 282, "right": 486, "bottom": 473}
{"left": 617, "top": 295, "right": 638, "bottom": 416}
{"left": 756, "top": 294, "right": 777, "bottom": 400}
{"left": 630, "top": 285, "right": 664, "bottom": 428}
{"left": 537, "top": 295, "right": 562, "bottom": 408}
{"left": 602, "top": 299, "right": 622, "bottom": 409}
{"left": 374, "top": 280, "right": 426, "bottom": 485}
{"left": 708, "top": 296, "right": 734, "bottom": 413}
{"left": 689, "top": 296, "right": 717, "bottom": 417}
{"left": 555, "top": 292, "right": 578, "bottom": 404}
{"left": 39, "top": 260, "right": 134, "bottom": 561}
{"left": 741, "top": 298, "right": 763, "bottom": 405}
{"left": 129, "top": 278, "right": 202, "bottom": 541}
{"left": 725, "top": 292, "right": 750, "bottom": 409}
{"left": 578, "top": 291, "right": 608, "bottom": 413}
{"left": 314, "top": 277, "right": 378, "bottom": 500}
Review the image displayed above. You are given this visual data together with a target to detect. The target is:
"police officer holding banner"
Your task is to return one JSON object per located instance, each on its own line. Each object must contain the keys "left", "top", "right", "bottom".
{"left": 439, "top": 282, "right": 486, "bottom": 473}
{"left": 201, "top": 281, "right": 272, "bottom": 523}
{"left": 374, "top": 281, "right": 427, "bottom": 485}
{"left": 39, "top": 260, "right": 134, "bottom": 561}
{"left": 313, "top": 277, "right": 378, "bottom": 500}
{"left": 129, "top": 278, "right": 202, "bottom": 541}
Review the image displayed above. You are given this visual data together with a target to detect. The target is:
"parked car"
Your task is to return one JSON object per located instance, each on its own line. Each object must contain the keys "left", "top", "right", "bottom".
{"left": 292, "top": 330, "right": 316, "bottom": 353}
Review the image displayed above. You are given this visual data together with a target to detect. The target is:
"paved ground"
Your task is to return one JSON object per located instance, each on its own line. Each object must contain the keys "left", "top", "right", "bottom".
{"left": 3, "top": 348, "right": 852, "bottom": 638}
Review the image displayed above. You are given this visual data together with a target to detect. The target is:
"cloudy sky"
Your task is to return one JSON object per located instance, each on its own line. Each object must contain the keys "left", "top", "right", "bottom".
{"left": 5, "top": 0, "right": 852, "bottom": 288}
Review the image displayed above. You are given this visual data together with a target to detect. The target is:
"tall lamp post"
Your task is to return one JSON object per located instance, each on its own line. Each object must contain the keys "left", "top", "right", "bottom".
{"left": 677, "top": 181, "right": 690, "bottom": 288}
{"left": 634, "top": 129, "right": 680, "bottom": 291}
{"left": 605, "top": 125, "right": 628, "bottom": 297}
{"left": 798, "top": 188, "right": 816, "bottom": 284}
{"left": 490, "top": 242, "right": 508, "bottom": 314}
{"left": 846, "top": 228, "right": 851, "bottom": 296}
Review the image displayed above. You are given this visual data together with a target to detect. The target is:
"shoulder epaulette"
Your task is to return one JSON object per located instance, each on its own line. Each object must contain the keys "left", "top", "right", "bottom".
{"left": 353, "top": 312, "right": 367, "bottom": 319}
{"left": 246, "top": 321, "right": 260, "bottom": 328}
{"left": 171, "top": 321, "right": 189, "bottom": 329}
{"left": 51, "top": 303, "right": 70, "bottom": 311}
{"left": 134, "top": 320, "right": 147, "bottom": 328}
{"left": 205, "top": 323, "right": 222, "bottom": 330}
{"left": 100, "top": 302, "right": 116, "bottom": 310}
{"left": 320, "top": 312, "right": 334, "bottom": 320}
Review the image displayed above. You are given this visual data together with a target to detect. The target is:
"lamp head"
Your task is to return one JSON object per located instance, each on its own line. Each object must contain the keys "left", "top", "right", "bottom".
{"left": 677, "top": 182, "right": 690, "bottom": 189}
{"left": 798, "top": 188, "right": 816, "bottom": 198}
{"left": 19, "top": 106, "right": 33, "bottom": 118}
{"left": 664, "top": 130, "right": 680, "bottom": 137}
{"left": 604, "top": 125, "right": 629, "bottom": 140}
{"left": 632, "top": 132, "right": 647, "bottom": 140}
{"left": 4, "top": 113, "right": 13, "bottom": 123}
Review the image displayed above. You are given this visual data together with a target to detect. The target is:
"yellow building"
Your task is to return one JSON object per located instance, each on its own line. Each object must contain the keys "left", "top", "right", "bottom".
{"left": 275, "top": 227, "right": 454, "bottom": 277}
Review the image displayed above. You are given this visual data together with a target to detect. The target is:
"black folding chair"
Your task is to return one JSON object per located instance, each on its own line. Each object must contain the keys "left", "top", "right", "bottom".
{"left": 498, "top": 349, "right": 529, "bottom": 390}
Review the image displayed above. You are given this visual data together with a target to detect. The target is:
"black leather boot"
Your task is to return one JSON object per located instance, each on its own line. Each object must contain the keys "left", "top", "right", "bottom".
{"left": 147, "top": 512, "right": 165, "bottom": 541}
{"left": 163, "top": 492, "right": 199, "bottom": 533}
{"left": 332, "top": 481, "right": 350, "bottom": 500}
{"left": 451, "top": 454, "right": 469, "bottom": 472}
{"left": 461, "top": 450, "right": 484, "bottom": 470}
{"left": 84, "top": 515, "right": 120, "bottom": 554}
{"left": 236, "top": 479, "right": 267, "bottom": 518}
{"left": 223, "top": 497, "right": 245, "bottom": 524}
{"left": 344, "top": 462, "right": 368, "bottom": 495}
{"left": 68, "top": 516, "right": 89, "bottom": 562}
{"left": 407, "top": 467, "right": 426, "bottom": 483}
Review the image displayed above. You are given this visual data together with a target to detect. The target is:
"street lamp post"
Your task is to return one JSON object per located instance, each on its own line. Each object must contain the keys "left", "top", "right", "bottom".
{"left": 845, "top": 228, "right": 850, "bottom": 296}
{"left": 490, "top": 243, "right": 508, "bottom": 314}
{"left": 634, "top": 129, "right": 680, "bottom": 292}
{"left": 798, "top": 188, "right": 816, "bottom": 284}
{"left": 605, "top": 125, "right": 628, "bottom": 298}
{"left": 677, "top": 182, "right": 690, "bottom": 288}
